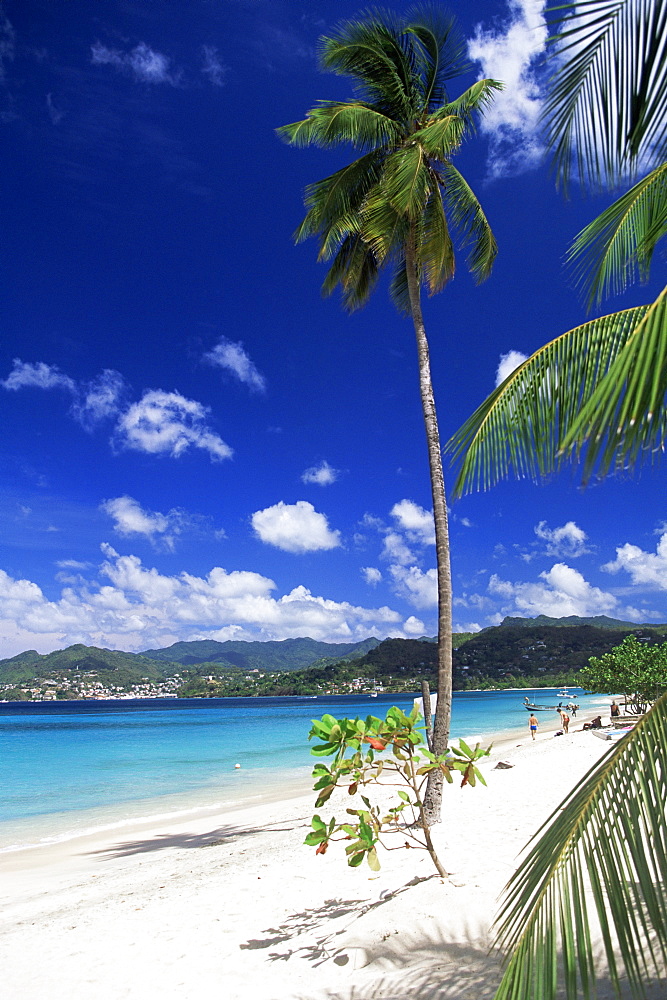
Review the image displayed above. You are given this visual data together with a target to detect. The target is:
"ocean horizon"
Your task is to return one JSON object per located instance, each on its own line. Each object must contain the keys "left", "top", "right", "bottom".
{"left": 0, "top": 687, "right": 609, "bottom": 853}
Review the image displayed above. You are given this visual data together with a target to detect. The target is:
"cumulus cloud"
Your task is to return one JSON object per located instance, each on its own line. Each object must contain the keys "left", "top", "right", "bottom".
{"left": 100, "top": 496, "right": 185, "bottom": 551}
{"left": 534, "top": 520, "right": 591, "bottom": 559}
{"left": 302, "top": 460, "right": 339, "bottom": 486}
{"left": 403, "top": 615, "right": 426, "bottom": 635}
{"left": 73, "top": 370, "right": 126, "bottom": 428}
{"left": 204, "top": 336, "right": 266, "bottom": 392}
{"left": 488, "top": 562, "right": 621, "bottom": 618}
{"left": 114, "top": 390, "right": 232, "bottom": 461}
{"left": 201, "top": 45, "right": 227, "bottom": 86}
{"left": 468, "top": 0, "right": 548, "bottom": 177}
{"left": 381, "top": 531, "right": 416, "bottom": 566}
{"left": 91, "top": 41, "right": 180, "bottom": 85}
{"left": 0, "top": 550, "right": 412, "bottom": 657}
{"left": 603, "top": 530, "right": 667, "bottom": 590}
{"left": 389, "top": 564, "right": 438, "bottom": 609}
{"left": 390, "top": 499, "right": 435, "bottom": 545}
{"left": 251, "top": 500, "right": 341, "bottom": 554}
{"left": 361, "top": 566, "right": 382, "bottom": 586}
{"left": 495, "top": 349, "right": 528, "bottom": 386}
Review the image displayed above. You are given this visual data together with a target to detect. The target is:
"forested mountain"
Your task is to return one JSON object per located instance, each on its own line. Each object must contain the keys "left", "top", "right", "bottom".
{"left": 493, "top": 615, "right": 667, "bottom": 632}
{"left": 139, "top": 636, "right": 380, "bottom": 671}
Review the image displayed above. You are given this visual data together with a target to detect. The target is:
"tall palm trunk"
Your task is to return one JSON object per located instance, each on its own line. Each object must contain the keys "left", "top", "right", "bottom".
{"left": 405, "top": 235, "right": 453, "bottom": 825}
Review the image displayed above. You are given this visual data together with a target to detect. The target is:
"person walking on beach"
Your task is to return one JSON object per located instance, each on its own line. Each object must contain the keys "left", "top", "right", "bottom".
{"left": 611, "top": 701, "right": 620, "bottom": 718}
{"left": 529, "top": 714, "right": 538, "bottom": 740}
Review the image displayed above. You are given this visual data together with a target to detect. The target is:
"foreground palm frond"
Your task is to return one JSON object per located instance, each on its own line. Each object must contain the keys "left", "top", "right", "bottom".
{"left": 569, "top": 163, "right": 667, "bottom": 307}
{"left": 545, "top": 0, "right": 667, "bottom": 191}
{"left": 446, "top": 285, "right": 667, "bottom": 493}
{"left": 494, "top": 694, "right": 667, "bottom": 1000}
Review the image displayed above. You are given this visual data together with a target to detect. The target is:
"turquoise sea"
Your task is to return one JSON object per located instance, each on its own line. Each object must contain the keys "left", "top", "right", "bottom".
{"left": 0, "top": 688, "right": 607, "bottom": 852}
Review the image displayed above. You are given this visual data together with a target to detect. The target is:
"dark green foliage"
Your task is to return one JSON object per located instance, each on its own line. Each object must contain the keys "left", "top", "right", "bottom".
{"left": 580, "top": 634, "right": 667, "bottom": 714}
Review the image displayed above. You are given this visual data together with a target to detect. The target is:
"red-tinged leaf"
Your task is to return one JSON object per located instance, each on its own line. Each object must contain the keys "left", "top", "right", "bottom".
{"left": 315, "top": 841, "right": 329, "bottom": 855}
{"left": 348, "top": 782, "right": 358, "bottom": 795}
{"left": 364, "top": 737, "right": 387, "bottom": 751}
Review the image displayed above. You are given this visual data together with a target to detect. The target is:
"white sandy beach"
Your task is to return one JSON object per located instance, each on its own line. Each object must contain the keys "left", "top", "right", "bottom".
{"left": 0, "top": 709, "right": 652, "bottom": 1000}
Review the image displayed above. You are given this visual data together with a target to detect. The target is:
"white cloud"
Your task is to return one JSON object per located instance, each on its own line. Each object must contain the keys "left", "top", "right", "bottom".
{"left": 534, "top": 520, "right": 591, "bottom": 558}
{"left": 389, "top": 564, "right": 438, "bottom": 609}
{"left": 468, "top": 0, "right": 548, "bottom": 177}
{"left": 46, "top": 93, "right": 64, "bottom": 125}
{"left": 403, "top": 615, "right": 426, "bottom": 635}
{"left": 204, "top": 336, "right": 266, "bottom": 392}
{"left": 201, "top": 45, "right": 227, "bottom": 86}
{"left": 390, "top": 499, "right": 435, "bottom": 545}
{"left": 488, "top": 562, "right": 619, "bottom": 618}
{"left": 251, "top": 500, "right": 341, "bottom": 554}
{"left": 495, "top": 349, "right": 528, "bottom": 386}
{"left": 114, "top": 390, "right": 232, "bottom": 461}
{"left": 381, "top": 531, "right": 415, "bottom": 566}
{"left": 2, "top": 359, "right": 76, "bottom": 393}
{"left": 3, "top": 361, "right": 228, "bottom": 462}
{"left": 73, "top": 370, "right": 126, "bottom": 428}
{"left": 0, "top": 550, "right": 413, "bottom": 658}
{"left": 603, "top": 530, "right": 667, "bottom": 590}
{"left": 302, "top": 460, "right": 339, "bottom": 486}
{"left": 361, "top": 566, "right": 382, "bottom": 586}
{"left": 91, "top": 42, "right": 180, "bottom": 85}
{"left": 101, "top": 496, "right": 185, "bottom": 551}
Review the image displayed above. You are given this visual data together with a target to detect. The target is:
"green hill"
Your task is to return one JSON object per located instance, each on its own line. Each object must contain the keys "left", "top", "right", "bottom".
{"left": 139, "top": 636, "right": 380, "bottom": 671}
{"left": 493, "top": 615, "right": 667, "bottom": 632}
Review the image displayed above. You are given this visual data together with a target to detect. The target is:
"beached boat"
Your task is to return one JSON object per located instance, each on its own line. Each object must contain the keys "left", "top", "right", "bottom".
{"left": 523, "top": 696, "right": 558, "bottom": 711}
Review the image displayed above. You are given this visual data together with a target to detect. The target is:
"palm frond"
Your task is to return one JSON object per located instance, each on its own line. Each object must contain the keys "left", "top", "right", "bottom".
{"left": 294, "top": 151, "right": 384, "bottom": 248}
{"left": 440, "top": 163, "right": 497, "bottom": 283}
{"left": 545, "top": 0, "right": 667, "bottom": 190}
{"left": 494, "top": 693, "right": 667, "bottom": 1000}
{"left": 562, "top": 283, "right": 667, "bottom": 479}
{"left": 389, "top": 254, "right": 411, "bottom": 313}
{"left": 276, "top": 101, "right": 401, "bottom": 151}
{"left": 321, "top": 231, "right": 380, "bottom": 311}
{"left": 420, "top": 184, "right": 455, "bottom": 295}
{"left": 446, "top": 304, "right": 649, "bottom": 496}
{"left": 405, "top": 9, "right": 468, "bottom": 108}
{"left": 569, "top": 162, "right": 667, "bottom": 307}
{"left": 418, "top": 115, "right": 466, "bottom": 162}
{"left": 383, "top": 144, "right": 431, "bottom": 216}
{"left": 360, "top": 188, "right": 407, "bottom": 264}
{"left": 436, "top": 78, "right": 504, "bottom": 128}
{"left": 320, "top": 13, "right": 419, "bottom": 120}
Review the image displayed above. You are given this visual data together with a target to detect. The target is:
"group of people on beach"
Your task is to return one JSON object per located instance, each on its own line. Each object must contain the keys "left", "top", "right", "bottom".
{"left": 529, "top": 701, "right": 620, "bottom": 740}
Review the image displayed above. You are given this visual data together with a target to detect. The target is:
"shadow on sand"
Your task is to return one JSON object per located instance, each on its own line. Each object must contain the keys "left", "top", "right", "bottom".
{"left": 85, "top": 819, "right": 300, "bottom": 859}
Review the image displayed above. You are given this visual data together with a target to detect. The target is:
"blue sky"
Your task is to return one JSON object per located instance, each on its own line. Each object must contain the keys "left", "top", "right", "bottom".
{"left": 0, "top": 0, "right": 665, "bottom": 658}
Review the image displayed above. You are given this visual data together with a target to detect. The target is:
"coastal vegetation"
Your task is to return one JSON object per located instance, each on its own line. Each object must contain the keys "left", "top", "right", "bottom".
{"left": 305, "top": 705, "right": 488, "bottom": 878}
{"left": 581, "top": 634, "right": 667, "bottom": 715}
{"left": 277, "top": 9, "right": 500, "bottom": 823}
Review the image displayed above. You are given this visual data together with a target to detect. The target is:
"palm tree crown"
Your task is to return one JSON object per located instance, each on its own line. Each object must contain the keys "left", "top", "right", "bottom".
{"left": 277, "top": 9, "right": 500, "bottom": 313}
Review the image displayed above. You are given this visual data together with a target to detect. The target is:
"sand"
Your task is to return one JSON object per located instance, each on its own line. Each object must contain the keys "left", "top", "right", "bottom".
{"left": 0, "top": 709, "right": 646, "bottom": 1000}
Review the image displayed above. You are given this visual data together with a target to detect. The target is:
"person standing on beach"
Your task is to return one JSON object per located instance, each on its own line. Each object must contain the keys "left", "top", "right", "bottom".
{"left": 529, "top": 714, "right": 538, "bottom": 740}
{"left": 561, "top": 712, "right": 570, "bottom": 734}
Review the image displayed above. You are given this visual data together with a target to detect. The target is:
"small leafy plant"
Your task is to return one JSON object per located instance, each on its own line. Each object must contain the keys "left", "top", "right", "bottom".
{"left": 304, "top": 705, "right": 490, "bottom": 878}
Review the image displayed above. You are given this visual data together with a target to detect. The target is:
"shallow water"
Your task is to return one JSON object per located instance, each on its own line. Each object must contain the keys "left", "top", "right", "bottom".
{"left": 0, "top": 687, "right": 607, "bottom": 850}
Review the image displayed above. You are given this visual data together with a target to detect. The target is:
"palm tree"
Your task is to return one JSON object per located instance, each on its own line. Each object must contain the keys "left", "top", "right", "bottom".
{"left": 448, "top": 0, "right": 667, "bottom": 492}
{"left": 277, "top": 8, "right": 500, "bottom": 822}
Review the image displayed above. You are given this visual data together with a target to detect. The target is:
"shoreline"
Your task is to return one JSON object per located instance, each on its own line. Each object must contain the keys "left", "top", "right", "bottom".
{"left": 0, "top": 701, "right": 634, "bottom": 1000}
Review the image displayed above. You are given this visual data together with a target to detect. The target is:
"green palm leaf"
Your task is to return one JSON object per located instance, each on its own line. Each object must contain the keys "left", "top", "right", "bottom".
{"left": 440, "top": 163, "right": 497, "bottom": 282}
{"left": 545, "top": 0, "right": 667, "bottom": 190}
{"left": 446, "top": 304, "right": 651, "bottom": 495}
{"left": 494, "top": 694, "right": 667, "bottom": 1000}
{"left": 276, "top": 102, "right": 401, "bottom": 150}
{"left": 569, "top": 163, "right": 667, "bottom": 307}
